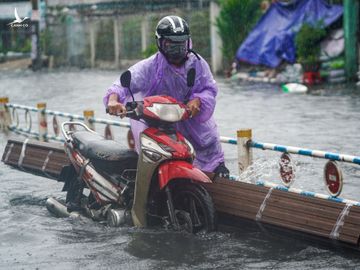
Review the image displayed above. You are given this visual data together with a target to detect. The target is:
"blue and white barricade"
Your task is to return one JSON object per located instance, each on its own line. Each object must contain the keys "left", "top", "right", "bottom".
{"left": 1, "top": 98, "right": 360, "bottom": 200}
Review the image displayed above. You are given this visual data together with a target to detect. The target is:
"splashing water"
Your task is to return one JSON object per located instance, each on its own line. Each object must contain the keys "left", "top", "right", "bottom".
{"left": 237, "top": 156, "right": 281, "bottom": 184}
{"left": 1, "top": 70, "right": 360, "bottom": 268}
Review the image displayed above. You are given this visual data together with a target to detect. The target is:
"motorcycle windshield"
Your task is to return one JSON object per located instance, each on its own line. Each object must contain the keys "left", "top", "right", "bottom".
{"left": 146, "top": 103, "right": 186, "bottom": 122}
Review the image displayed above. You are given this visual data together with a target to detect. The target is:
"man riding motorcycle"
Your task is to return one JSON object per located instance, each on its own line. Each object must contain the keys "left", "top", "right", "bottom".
{"left": 105, "top": 15, "right": 229, "bottom": 175}
{"left": 103, "top": 15, "right": 229, "bottom": 226}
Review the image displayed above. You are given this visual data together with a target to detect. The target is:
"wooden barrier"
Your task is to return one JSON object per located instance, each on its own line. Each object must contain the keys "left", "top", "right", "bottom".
{"left": 1, "top": 137, "right": 69, "bottom": 180}
{"left": 205, "top": 180, "right": 360, "bottom": 246}
{"left": 2, "top": 138, "right": 360, "bottom": 249}
{"left": 2, "top": 98, "right": 360, "bottom": 199}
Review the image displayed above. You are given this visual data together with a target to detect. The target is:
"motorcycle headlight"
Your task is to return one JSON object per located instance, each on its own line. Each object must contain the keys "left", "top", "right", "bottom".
{"left": 140, "top": 134, "right": 172, "bottom": 163}
{"left": 146, "top": 103, "right": 186, "bottom": 122}
{"left": 143, "top": 149, "right": 162, "bottom": 162}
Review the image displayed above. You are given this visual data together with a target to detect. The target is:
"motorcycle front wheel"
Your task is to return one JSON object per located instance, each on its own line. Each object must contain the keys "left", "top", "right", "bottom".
{"left": 172, "top": 183, "right": 217, "bottom": 233}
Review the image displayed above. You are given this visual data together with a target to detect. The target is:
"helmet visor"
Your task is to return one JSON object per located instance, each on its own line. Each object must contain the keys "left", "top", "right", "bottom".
{"left": 163, "top": 34, "right": 189, "bottom": 42}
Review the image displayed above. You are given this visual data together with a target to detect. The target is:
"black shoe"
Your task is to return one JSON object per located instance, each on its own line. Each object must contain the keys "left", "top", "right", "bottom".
{"left": 213, "top": 162, "right": 230, "bottom": 179}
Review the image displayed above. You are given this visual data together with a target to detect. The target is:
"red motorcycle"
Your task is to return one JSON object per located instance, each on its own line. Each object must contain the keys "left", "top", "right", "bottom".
{"left": 51, "top": 69, "right": 217, "bottom": 233}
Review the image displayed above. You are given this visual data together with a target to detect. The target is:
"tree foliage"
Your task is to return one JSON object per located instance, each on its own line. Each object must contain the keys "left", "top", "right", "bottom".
{"left": 295, "top": 22, "right": 326, "bottom": 64}
{"left": 216, "top": 0, "right": 262, "bottom": 65}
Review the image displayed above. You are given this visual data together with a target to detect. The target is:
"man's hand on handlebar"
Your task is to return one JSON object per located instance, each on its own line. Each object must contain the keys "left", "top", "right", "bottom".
{"left": 186, "top": 98, "right": 201, "bottom": 118}
{"left": 107, "top": 94, "right": 127, "bottom": 118}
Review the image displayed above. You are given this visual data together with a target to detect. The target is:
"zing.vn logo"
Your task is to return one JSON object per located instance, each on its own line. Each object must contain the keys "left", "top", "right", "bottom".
{"left": 7, "top": 8, "right": 29, "bottom": 28}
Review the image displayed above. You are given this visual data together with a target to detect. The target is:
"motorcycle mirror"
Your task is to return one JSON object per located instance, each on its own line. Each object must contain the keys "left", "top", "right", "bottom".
{"left": 120, "top": 70, "right": 135, "bottom": 102}
{"left": 187, "top": 68, "right": 196, "bottom": 87}
{"left": 120, "top": 70, "right": 131, "bottom": 88}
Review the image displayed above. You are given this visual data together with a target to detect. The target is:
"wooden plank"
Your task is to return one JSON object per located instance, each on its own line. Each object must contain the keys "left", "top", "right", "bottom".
{"left": 264, "top": 207, "right": 339, "bottom": 230}
{"left": 212, "top": 195, "right": 263, "bottom": 214}
{"left": 267, "top": 201, "right": 360, "bottom": 240}
{"left": 4, "top": 145, "right": 21, "bottom": 162}
{"left": 2, "top": 138, "right": 69, "bottom": 179}
{"left": 215, "top": 204, "right": 257, "bottom": 221}
{"left": 7, "top": 137, "right": 64, "bottom": 151}
{"left": 211, "top": 194, "right": 265, "bottom": 211}
{"left": 339, "top": 223, "right": 360, "bottom": 238}
{"left": 213, "top": 178, "right": 270, "bottom": 193}
{"left": 206, "top": 182, "right": 269, "bottom": 197}
{"left": 205, "top": 176, "right": 360, "bottom": 246}
{"left": 337, "top": 234, "right": 359, "bottom": 245}
{"left": 263, "top": 206, "right": 360, "bottom": 244}
{"left": 208, "top": 187, "right": 269, "bottom": 206}
{"left": 261, "top": 215, "right": 331, "bottom": 239}
{"left": 266, "top": 195, "right": 343, "bottom": 221}
{"left": 345, "top": 205, "right": 360, "bottom": 215}
{"left": 339, "top": 213, "right": 360, "bottom": 233}
{"left": 271, "top": 189, "right": 345, "bottom": 210}
{"left": 269, "top": 192, "right": 343, "bottom": 211}
{"left": 207, "top": 181, "right": 360, "bottom": 245}
{"left": 345, "top": 212, "right": 360, "bottom": 226}
{"left": 262, "top": 207, "right": 337, "bottom": 232}
{"left": 3, "top": 138, "right": 360, "bottom": 247}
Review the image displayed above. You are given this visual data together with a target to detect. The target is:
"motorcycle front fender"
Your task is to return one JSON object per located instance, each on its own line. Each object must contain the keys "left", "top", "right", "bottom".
{"left": 158, "top": 160, "right": 212, "bottom": 190}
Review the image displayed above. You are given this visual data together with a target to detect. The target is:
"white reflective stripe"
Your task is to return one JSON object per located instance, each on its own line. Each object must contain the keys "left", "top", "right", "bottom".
{"left": 4, "top": 143, "right": 14, "bottom": 163}
{"left": 97, "top": 192, "right": 112, "bottom": 202}
{"left": 88, "top": 166, "right": 119, "bottom": 196}
{"left": 42, "top": 150, "right": 53, "bottom": 178}
{"left": 18, "top": 138, "right": 29, "bottom": 169}
{"left": 256, "top": 187, "right": 273, "bottom": 221}
{"left": 177, "top": 16, "right": 184, "bottom": 31}
{"left": 42, "top": 150, "right": 53, "bottom": 172}
{"left": 164, "top": 16, "right": 176, "bottom": 30}
{"left": 330, "top": 202, "right": 353, "bottom": 240}
{"left": 91, "top": 181, "right": 118, "bottom": 201}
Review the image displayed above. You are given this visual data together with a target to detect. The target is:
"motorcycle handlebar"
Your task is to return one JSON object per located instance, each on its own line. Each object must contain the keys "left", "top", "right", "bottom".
{"left": 106, "top": 100, "right": 192, "bottom": 119}
{"left": 105, "top": 108, "right": 135, "bottom": 118}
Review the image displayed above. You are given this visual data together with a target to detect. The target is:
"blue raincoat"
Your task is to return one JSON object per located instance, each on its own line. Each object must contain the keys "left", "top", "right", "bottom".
{"left": 103, "top": 52, "right": 224, "bottom": 172}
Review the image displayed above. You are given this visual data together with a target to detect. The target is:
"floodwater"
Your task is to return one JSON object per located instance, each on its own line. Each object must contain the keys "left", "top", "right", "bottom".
{"left": 1, "top": 69, "right": 360, "bottom": 269}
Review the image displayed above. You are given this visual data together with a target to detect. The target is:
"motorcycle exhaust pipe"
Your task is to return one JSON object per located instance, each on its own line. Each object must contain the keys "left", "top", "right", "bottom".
{"left": 107, "top": 209, "right": 133, "bottom": 227}
{"left": 46, "top": 197, "right": 80, "bottom": 218}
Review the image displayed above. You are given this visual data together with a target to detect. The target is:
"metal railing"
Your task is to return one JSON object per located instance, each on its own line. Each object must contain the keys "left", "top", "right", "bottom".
{"left": 1, "top": 101, "right": 238, "bottom": 146}
{"left": 2, "top": 102, "right": 133, "bottom": 144}
{"left": 234, "top": 129, "right": 360, "bottom": 199}
{"left": 250, "top": 141, "right": 360, "bottom": 165}
{"left": 1, "top": 99, "right": 360, "bottom": 200}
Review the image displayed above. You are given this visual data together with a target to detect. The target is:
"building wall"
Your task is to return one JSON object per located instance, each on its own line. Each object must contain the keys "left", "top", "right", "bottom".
{"left": 46, "top": 8, "right": 211, "bottom": 68}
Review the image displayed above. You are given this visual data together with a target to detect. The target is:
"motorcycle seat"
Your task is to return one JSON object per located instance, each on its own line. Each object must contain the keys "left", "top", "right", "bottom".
{"left": 72, "top": 130, "right": 138, "bottom": 162}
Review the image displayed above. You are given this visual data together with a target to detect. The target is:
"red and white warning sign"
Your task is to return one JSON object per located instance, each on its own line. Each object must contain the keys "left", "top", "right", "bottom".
{"left": 324, "top": 160, "right": 343, "bottom": 197}
{"left": 279, "top": 153, "right": 295, "bottom": 187}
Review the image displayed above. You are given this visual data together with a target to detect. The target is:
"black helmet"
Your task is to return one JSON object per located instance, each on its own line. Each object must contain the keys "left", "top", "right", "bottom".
{"left": 155, "top": 16, "right": 191, "bottom": 64}
{"left": 155, "top": 15, "right": 190, "bottom": 41}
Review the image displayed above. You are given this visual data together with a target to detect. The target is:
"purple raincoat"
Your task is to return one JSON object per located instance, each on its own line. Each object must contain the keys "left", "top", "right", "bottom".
{"left": 103, "top": 52, "right": 224, "bottom": 172}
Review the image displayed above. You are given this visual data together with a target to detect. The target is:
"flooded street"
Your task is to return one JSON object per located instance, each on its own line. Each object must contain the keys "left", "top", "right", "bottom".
{"left": 1, "top": 69, "right": 360, "bottom": 269}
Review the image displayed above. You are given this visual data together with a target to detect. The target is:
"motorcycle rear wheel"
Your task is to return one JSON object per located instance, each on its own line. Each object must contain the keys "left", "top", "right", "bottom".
{"left": 172, "top": 183, "right": 217, "bottom": 233}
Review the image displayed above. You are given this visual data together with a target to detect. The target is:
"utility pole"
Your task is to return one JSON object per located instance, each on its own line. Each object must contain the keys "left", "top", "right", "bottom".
{"left": 210, "top": 1, "right": 223, "bottom": 74}
{"left": 344, "top": 0, "right": 359, "bottom": 81}
{"left": 31, "top": 0, "right": 41, "bottom": 70}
